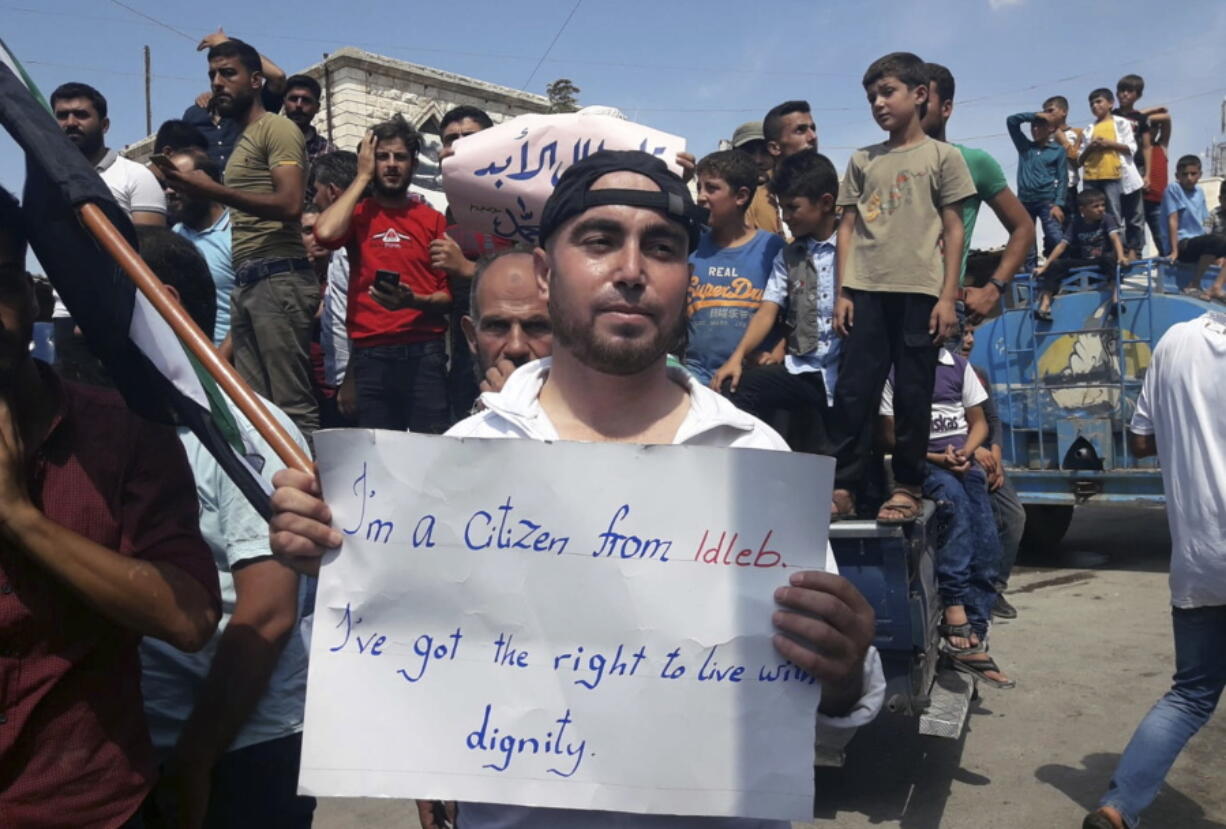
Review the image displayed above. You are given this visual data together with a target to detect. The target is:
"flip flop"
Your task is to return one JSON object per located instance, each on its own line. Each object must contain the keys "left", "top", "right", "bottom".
{"left": 950, "top": 654, "right": 1016, "bottom": 689}
{"left": 830, "top": 489, "right": 856, "bottom": 522}
{"left": 876, "top": 489, "right": 921, "bottom": 525}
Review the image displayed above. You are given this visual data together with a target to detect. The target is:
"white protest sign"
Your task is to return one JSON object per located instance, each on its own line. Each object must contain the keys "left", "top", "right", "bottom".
{"left": 441, "top": 113, "right": 687, "bottom": 245}
{"left": 300, "top": 430, "right": 833, "bottom": 821}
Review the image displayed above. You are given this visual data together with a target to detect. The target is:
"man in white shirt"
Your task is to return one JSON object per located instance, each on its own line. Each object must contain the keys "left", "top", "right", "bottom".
{"left": 51, "top": 82, "right": 166, "bottom": 226}
{"left": 49, "top": 82, "right": 168, "bottom": 380}
{"left": 269, "top": 151, "right": 884, "bottom": 829}
{"left": 1085, "top": 312, "right": 1226, "bottom": 829}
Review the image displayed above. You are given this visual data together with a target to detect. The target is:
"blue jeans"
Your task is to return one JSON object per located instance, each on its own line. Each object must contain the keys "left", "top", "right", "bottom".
{"left": 1085, "top": 179, "right": 1124, "bottom": 227}
{"left": 924, "top": 463, "right": 1001, "bottom": 640}
{"left": 1143, "top": 198, "right": 1170, "bottom": 257}
{"left": 352, "top": 339, "right": 450, "bottom": 433}
{"left": 1023, "top": 201, "right": 1064, "bottom": 271}
{"left": 1100, "top": 605, "right": 1226, "bottom": 828}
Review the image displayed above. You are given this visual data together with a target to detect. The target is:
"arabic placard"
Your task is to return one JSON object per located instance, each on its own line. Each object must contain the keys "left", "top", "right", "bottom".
{"left": 299, "top": 430, "right": 833, "bottom": 821}
{"left": 441, "top": 113, "right": 687, "bottom": 245}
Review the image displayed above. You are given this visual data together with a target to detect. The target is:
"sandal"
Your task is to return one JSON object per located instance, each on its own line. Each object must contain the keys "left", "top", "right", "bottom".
{"left": 938, "top": 622, "right": 985, "bottom": 655}
{"left": 950, "top": 654, "right": 1016, "bottom": 689}
{"left": 877, "top": 488, "right": 921, "bottom": 525}
{"left": 830, "top": 489, "right": 856, "bottom": 522}
{"left": 1033, "top": 308, "right": 1053, "bottom": 322}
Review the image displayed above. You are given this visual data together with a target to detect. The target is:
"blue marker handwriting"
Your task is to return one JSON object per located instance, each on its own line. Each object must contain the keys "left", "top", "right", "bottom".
{"left": 552, "top": 643, "right": 648, "bottom": 690}
{"left": 463, "top": 496, "right": 569, "bottom": 555}
{"left": 467, "top": 704, "right": 589, "bottom": 778}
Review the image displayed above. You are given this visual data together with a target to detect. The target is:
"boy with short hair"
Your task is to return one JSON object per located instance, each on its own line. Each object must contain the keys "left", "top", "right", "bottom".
{"left": 1161, "top": 155, "right": 1226, "bottom": 298}
{"left": 1114, "top": 74, "right": 1153, "bottom": 258}
{"left": 1042, "top": 96, "right": 1084, "bottom": 225}
{"left": 1007, "top": 110, "right": 1069, "bottom": 270}
{"left": 710, "top": 153, "right": 841, "bottom": 455}
{"left": 1033, "top": 189, "right": 1125, "bottom": 319}
{"left": 683, "top": 150, "right": 786, "bottom": 384}
{"left": 730, "top": 121, "right": 783, "bottom": 235}
{"left": 1080, "top": 88, "right": 1143, "bottom": 234}
{"left": 830, "top": 52, "right": 976, "bottom": 524}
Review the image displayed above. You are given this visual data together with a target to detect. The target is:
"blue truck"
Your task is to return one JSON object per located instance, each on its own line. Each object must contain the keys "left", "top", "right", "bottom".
{"left": 828, "top": 260, "right": 1216, "bottom": 748}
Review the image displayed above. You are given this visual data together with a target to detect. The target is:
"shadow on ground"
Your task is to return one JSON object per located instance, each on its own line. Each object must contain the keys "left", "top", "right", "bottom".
{"left": 812, "top": 703, "right": 989, "bottom": 828}
{"left": 1036, "top": 752, "right": 1226, "bottom": 829}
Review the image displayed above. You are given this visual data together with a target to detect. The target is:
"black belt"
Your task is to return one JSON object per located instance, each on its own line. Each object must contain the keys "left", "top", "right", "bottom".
{"left": 234, "top": 257, "right": 311, "bottom": 287}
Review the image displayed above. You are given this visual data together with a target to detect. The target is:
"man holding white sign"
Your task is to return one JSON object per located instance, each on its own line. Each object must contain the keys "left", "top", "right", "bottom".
{"left": 271, "top": 151, "right": 884, "bottom": 827}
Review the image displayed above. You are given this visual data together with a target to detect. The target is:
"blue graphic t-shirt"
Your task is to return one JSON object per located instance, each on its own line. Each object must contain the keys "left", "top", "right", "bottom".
{"left": 684, "top": 230, "right": 786, "bottom": 384}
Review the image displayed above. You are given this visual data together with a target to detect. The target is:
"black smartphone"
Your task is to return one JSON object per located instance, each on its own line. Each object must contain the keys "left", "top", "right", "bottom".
{"left": 148, "top": 153, "right": 176, "bottom": 172}
{"left": 374, "top": 269, "right": 400, "bottom": 291}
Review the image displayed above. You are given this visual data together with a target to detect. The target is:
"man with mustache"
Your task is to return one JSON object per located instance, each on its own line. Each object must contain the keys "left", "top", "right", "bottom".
{"left": 313, "top": 116, "right": 452, "bottom": 433}
{"left": 270, "top": 151, "right": 884, "bottom": 829}
{"left": 462, "top": 248, "right": 552, "bottom": 400}
{"left": 159, "top": 38, "right": 317, "bottom": 436}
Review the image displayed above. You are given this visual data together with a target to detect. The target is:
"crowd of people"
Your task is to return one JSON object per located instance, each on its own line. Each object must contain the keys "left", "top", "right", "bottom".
{"left": 1, "top": 26, "right": 1222, "bottom": 829}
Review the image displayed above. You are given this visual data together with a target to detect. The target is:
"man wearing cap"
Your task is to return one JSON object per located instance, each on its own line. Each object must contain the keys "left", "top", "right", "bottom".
{"left": 731, "top": 121, "right": 783, "bottom": 236}
{"left": 268, "top": 150, "right": 884, "bottom": 829}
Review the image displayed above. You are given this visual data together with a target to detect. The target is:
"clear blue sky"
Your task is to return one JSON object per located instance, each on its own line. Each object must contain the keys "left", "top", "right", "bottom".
{"left": 4, "top": 0, "right": 1226, "bottom": 253}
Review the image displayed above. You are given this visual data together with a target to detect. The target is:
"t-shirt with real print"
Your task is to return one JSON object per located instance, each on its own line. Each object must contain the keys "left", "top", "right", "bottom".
{"left": 837, "top": 137, "right": 976, "bottom": 298}
{"left": 223, "top": 112, "right": 308, "bottom": 267}
{"left": 683, "top": 229, "right": 785, "bottom": 383}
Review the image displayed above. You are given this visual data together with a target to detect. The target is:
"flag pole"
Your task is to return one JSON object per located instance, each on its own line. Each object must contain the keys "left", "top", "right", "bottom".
{"left": 77, "top": 202, "right": 314, "bottom": 476}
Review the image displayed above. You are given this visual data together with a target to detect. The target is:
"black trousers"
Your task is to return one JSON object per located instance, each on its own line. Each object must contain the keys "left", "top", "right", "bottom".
{"left": 829, "top": 290, "right": 938, "bottom": 490}
{"left": 730, "top": 364, "right": 832, "bottom": 456}
{"left": 1177, "top": 234, "right": 1226, "bottom": 263}
{"left": 1040, "top": 255, "right": 1117, "bottom": 296}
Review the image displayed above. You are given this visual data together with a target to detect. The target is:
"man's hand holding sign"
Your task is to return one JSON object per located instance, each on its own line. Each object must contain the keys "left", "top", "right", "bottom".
{"left": 271, "top": 146, "right": 882, "bottom": 825}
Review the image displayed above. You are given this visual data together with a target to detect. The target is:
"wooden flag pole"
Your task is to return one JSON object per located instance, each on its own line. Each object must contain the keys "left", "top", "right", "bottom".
{"left": 78, "top": 202, "right": 314, "bottom": 476}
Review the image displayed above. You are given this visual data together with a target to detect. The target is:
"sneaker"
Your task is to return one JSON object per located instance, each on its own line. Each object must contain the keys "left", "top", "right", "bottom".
{"left": 991, "top": 594, "right": 1018, "bottom": 620}
{"left": 1083, "top": 808, "right": 1125, "bottom": 829}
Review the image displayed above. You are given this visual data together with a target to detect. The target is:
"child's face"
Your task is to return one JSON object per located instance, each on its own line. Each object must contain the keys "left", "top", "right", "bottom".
{"left": 1177, "top": 164, "right": 1202, "bottom": 190}
{"left": 1080, "top": 198, "right": 1107, "bottom": 222}
{"left": 960, "top": 327, "right": 975, "bottom": 358}
{"left": 1031, "top": 119, "right": 1054, "bottom": 144}
{"left": 1117, "top": 88, "right": 1140, "bottom": 109}
{"left": 695, "top": 173, "right": 748, "bottom": 226}
{"left": 865, "top": 75, "right": 925, "bottom": 133}
{"left": 1042, "top": 102, "right": 1068, "bottom": 125}
{"left": 780, "top": 193, "right": 831, "bottom": 238}
{"left": 1090, "top": 96, "right": 1113, "bottom": 120}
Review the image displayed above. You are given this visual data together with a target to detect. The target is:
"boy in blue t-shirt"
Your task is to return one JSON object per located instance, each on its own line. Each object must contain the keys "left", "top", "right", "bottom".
{"left": 711, "top": 153, "right": 842, "bottom": 457}
{"left": 683, "top": 151, "right": 786, "bottom": 384}
{"left": 1162, "top": 154, "right": 1226, "bottom": 298}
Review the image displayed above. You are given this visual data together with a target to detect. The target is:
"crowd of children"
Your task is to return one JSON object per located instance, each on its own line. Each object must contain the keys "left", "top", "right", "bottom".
{"left": 684, "top": 58, "right": 1222, "bottom": 692}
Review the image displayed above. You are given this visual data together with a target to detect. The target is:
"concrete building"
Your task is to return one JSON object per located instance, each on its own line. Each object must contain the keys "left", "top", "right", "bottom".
{"left": 126, "top": 46, "right": 551, "bottom": 208}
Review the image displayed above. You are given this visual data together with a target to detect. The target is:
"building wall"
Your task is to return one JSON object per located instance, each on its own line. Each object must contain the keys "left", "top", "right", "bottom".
{"left": 125, "top": 46, "right": 550, "bottom": 209}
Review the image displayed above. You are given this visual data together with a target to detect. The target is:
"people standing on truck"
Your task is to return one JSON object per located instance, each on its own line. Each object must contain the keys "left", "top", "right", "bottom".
{"left": 1084, "top": 310, "right": 1226, "bottom": 829}
{"left": 879, "top": 346, "right": 1015, "bottom": 688}
{"left": 828, "top": 52, "right": 975, "bottom": 525}
{"left": 1006, "top": 110, "right": 1068, "bottom": 272}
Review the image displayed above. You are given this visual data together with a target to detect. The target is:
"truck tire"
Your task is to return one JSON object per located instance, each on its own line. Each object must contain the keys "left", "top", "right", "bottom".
{"left": 1020, "top": 505, "right": 1075, "bottom": 553}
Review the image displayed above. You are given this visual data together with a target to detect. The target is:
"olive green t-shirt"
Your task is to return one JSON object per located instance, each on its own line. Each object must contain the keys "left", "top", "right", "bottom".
{"left": 837, "top": 137, "right": 976, "bottom": 297}
{"left": 224, "top": 112, "right": 307, "bottom": 267}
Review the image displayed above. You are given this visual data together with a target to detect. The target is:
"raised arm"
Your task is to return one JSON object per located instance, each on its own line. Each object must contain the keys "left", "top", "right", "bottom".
{"left": 314, "top": 133, "right": 375, "bottom": 245}
{"left": 1006, "top": 112, "right": 1033, "bottom": 153}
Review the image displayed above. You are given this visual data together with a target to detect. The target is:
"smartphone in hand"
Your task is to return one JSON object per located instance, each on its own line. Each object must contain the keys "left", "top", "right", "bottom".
{"left": 374, "top": 269, "right": 400, "bottom": 292}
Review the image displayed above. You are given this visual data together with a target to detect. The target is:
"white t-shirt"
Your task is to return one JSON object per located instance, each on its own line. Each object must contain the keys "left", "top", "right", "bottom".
{"left": 1130, "top": 312, "right": 1226, "bottom": 609}
{"left": 53, "top": 149, "right": 168, "bottom": 319}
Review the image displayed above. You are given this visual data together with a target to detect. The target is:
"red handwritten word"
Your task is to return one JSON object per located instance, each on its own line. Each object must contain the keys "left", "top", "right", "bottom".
{"left": 692, "top": 529, "right": 783, "bottom": 568}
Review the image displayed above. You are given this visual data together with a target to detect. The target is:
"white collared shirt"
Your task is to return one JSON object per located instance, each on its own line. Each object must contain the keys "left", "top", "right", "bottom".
{"left": 447, "top": 358, "right": 886, "bottom": 829}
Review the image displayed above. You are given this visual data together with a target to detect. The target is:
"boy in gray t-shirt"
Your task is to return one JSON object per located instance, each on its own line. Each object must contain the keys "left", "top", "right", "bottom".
{"left": 828, "top": 52, "right": 975, "bottom": 526}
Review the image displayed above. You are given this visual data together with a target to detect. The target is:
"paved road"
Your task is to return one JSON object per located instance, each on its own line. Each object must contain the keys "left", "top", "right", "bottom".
{"left": 312, "top": 504, "right": 1226, "bottom": 828}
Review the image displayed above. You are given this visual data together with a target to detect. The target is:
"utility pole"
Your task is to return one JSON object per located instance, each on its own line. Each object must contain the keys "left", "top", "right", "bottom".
{"left": 143, "top": 45, "right": 152, "bottom": 136}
